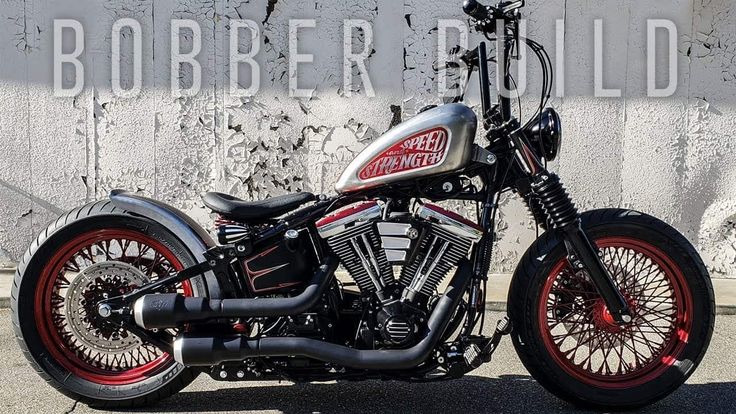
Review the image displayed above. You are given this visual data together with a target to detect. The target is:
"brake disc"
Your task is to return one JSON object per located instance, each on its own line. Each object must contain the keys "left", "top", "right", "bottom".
{"left": 64, "top": 261, "right": 150, "bottom": 354}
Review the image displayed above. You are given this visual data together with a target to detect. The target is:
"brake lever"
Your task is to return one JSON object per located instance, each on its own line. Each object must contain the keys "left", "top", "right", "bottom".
{"left": 498, "top": 0, "right": 524, "bottom": 13}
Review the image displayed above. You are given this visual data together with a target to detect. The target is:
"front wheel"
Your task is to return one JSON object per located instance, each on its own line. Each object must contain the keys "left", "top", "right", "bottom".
{"left": 508, "top": 209, "right": 714, "bottom": 409}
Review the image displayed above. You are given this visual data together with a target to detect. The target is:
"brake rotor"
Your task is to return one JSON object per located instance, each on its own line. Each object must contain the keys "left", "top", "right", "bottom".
{"left": 64, "top": 261, "right": 150, "bottom": 354}
{"left": 556, "top": 269, "right": 641, "bottom": 351}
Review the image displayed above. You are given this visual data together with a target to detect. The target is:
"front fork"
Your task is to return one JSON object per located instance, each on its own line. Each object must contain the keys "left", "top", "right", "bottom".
{"left": 528, "top": 172, "right": 632, "bottom": 324}
{"left": 503, "top": 124, "right": 632, "bottom": 324}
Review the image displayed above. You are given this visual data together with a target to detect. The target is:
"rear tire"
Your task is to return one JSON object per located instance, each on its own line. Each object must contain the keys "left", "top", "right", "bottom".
{"left": 11, "top": 201, "right": 206, "bottom": 408}
{"left": 508, "top": 209, "right": 714, "bottom": 409}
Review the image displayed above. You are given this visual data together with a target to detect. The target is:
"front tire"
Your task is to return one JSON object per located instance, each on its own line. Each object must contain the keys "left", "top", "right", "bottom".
{"left": 11, "top": 201, "right": 206, "bottom": 408}
{"left": 508, "top": 209, "right": 715, "bottom": 409}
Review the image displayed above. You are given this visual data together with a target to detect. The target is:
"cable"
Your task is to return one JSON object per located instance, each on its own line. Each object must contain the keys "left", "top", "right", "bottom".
{"left": 518, "top": 37, "right": 554, "bottom": 168}
{"left": 479, "top": 19, "right": 556, "bottom": 170}
{"left": 520, "top": 37, "right": 553, "bottom": 130}
{"left": 482, "top": 31, "right": 554, "bottom": 137}
{"left": 508, "top": 74, "right": 523, "bottom": 122}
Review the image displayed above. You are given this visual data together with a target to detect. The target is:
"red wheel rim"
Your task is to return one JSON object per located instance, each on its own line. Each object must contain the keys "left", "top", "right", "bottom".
{"left": 34, "top": 229, "right": 193, "bottom": 385}
{"left": 538, "top": 237, "right": 692, "bottom": 388}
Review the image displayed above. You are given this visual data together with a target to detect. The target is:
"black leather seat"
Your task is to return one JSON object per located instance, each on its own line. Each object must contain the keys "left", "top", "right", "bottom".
{"left": 202, "top": 191, "right": 316, "bottom": 222}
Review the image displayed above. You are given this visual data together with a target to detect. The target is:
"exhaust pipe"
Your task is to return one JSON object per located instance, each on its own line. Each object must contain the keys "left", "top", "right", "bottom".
{"left": 173, "top": 260, "right": 472, "bottom": 370}
{"left": 133, "top": 256, "right": 338, "bottom": 329}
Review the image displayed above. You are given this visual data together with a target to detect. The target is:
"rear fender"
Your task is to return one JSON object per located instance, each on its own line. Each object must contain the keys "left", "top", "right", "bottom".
{"left": 109, "top": 190, "right": 222, "bottom": 299}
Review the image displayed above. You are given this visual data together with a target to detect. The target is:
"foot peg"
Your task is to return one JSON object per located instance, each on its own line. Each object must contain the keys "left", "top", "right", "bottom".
{"left": 445, "top": 316, "right": 513, "bottom": 376}
{"left": 463, "top": 343, "right": 482, "bottom": 368}
{"left": 480, "top": 316, "right": 513, "bottom": 362}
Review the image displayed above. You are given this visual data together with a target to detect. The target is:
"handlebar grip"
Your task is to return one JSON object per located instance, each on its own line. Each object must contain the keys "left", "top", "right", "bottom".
{"left": 463, "top": 0, "right": 490, "bottom": 21}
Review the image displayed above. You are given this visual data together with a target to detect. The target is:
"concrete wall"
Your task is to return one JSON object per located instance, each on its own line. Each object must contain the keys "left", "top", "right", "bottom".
{"left": 0, "top": 0, "right": 735, "bottom": 277}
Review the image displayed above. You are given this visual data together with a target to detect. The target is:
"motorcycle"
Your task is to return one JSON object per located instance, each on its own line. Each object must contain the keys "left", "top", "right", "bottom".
{"left": 12, "top": 0, "right": 714, "bottom": 409}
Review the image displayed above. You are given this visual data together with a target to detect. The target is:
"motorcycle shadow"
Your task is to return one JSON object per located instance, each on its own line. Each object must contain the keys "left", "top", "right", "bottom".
{"left": 129, "top": 374, "right": 736, "bottom": 414}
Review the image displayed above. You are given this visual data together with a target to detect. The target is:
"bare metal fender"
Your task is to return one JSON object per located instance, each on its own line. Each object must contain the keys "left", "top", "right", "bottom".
{"left": 335, "top": 103, "right": 477, "bottom": 193}
{"left": 109, "top": 190, "right": 222, "bottom": 299}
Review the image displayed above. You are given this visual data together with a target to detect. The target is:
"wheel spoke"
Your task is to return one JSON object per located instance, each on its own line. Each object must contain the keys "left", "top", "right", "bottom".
{"left": 541, "top": 237, "right": 689, "bottom": 386}
{"left": 39, "top": 231, "right": 191, "bottom": 384}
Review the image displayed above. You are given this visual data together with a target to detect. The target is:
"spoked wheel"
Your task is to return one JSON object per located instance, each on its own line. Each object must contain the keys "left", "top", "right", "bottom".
{"left": 509, "top": 209, "right": 714, "bottom": 409}
{"left": 12, "top": 202, "right": 205, "bottom": 408}
{"left": 34, "top": 229, "right": 192, "bottom": 385}
{"left": 541, "top": 237, "right": 690, "bottom": 388}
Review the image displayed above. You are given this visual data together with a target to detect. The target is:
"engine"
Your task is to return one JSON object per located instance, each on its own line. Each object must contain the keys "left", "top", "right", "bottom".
{"left": 398, "top": 204, "right": 482, "bottom": 302}
{"left": 316, "top": 201, "right": 482, "bottom": 347}
{"left": 316, "top": 202, "right": 394, "bottom": 297}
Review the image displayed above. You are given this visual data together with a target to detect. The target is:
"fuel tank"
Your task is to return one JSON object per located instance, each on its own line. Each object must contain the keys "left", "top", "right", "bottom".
{"left": 335, "top": 104, "right": 477, "bottom": 193}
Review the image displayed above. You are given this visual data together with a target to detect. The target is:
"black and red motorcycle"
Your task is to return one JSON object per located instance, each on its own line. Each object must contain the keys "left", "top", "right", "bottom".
{"left": 12, "top": 0, "right": 714, "bottom": 409}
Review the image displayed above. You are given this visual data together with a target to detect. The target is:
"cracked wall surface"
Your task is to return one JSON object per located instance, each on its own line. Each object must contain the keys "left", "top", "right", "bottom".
{"left": 0, "top": 0, "right": 735, "bottom": 277}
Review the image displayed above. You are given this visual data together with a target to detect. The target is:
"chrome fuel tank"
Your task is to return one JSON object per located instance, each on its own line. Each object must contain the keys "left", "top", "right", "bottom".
{"left": 335, "top": 104, "right": 477, "bottom": 193}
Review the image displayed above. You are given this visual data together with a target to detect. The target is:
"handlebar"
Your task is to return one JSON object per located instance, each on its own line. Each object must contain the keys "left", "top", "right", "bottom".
{"left": 462, "top": 0, "right": 491, "bottom": 21}
{"left": 463, "top": 0, "right": 525, "bottom": 23}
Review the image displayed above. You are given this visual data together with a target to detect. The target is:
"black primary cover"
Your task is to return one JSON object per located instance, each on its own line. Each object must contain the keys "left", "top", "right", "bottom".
{"left": 242, "top": 231, "right": 316, "bottom": 293}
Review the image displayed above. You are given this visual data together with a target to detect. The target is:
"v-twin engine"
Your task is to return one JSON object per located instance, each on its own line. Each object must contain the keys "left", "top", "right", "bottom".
{"left": 316, "top": 201, "right": 482, "bottom": 306}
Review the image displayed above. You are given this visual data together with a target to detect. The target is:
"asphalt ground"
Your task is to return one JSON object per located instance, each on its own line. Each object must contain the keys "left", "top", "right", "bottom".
{"left": 1, "top": 310, "right": 734, "bottom": 414}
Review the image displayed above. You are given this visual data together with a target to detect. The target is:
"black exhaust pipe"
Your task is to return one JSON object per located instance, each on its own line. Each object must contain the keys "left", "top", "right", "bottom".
{"left": 173, "top": 260, "right": 472, "bottom": 370}
{"left": 133, "top": 256, "right": 338, "bottom": 329}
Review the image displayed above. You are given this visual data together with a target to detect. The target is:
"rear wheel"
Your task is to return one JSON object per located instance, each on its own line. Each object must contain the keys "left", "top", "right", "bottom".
{"left": 509, "top": 209, "right": 714, "bottom": 409}
{"left": 11, "top": 201, "right": 205, "bottom": 408}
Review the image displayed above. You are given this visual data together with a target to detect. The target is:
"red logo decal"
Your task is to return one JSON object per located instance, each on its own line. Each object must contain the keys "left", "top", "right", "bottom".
{"left": 358, "top": 127, "right": 449, "bottom": 180}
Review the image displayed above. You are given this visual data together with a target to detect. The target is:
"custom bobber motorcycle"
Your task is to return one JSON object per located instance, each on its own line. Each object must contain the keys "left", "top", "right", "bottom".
{"left": 13, "top": 0, "right": 714, "bottom": 409}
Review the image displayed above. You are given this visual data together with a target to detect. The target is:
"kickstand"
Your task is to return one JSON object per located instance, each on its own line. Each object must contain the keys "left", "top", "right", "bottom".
{"left": 480, "top": 316, "right": 513, "bottom": 362}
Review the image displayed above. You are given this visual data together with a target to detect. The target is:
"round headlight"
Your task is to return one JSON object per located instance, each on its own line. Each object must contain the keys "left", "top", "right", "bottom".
{"left": 525, "top": 108, "right": 562, "bottom": 161}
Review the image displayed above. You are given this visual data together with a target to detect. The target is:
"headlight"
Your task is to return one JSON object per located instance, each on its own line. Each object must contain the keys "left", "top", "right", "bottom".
{"left": 525, "top": 108, "right": 562, "bottom": 161}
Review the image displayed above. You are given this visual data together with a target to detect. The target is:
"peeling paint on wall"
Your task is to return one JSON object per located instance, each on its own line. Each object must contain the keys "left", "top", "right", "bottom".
{"left": 0, "top": 0, "right": 735, "bottom": 277}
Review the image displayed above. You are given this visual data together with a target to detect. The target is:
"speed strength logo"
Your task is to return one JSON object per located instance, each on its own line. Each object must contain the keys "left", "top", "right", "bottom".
{"left": 358, "top": 127, "right": 449, "bottom": 180}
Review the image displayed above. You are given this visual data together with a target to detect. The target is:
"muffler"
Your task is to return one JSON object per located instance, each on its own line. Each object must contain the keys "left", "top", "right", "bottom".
{"left": 173, "top": 260, "right": 472, "bottom": 370}
{"left": 133, "top": 256, "right": 338, "bottom": 329}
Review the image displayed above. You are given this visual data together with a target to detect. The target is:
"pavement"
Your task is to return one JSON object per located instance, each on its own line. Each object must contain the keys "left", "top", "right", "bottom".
{"left": 0, "top": 268, "right": 11, "bottom": 308}
{"left": 5, "top": 268, "right": 736, "bottom": 313}
{"left": 0, "top": 309, "right": 734, "bottom": 413}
